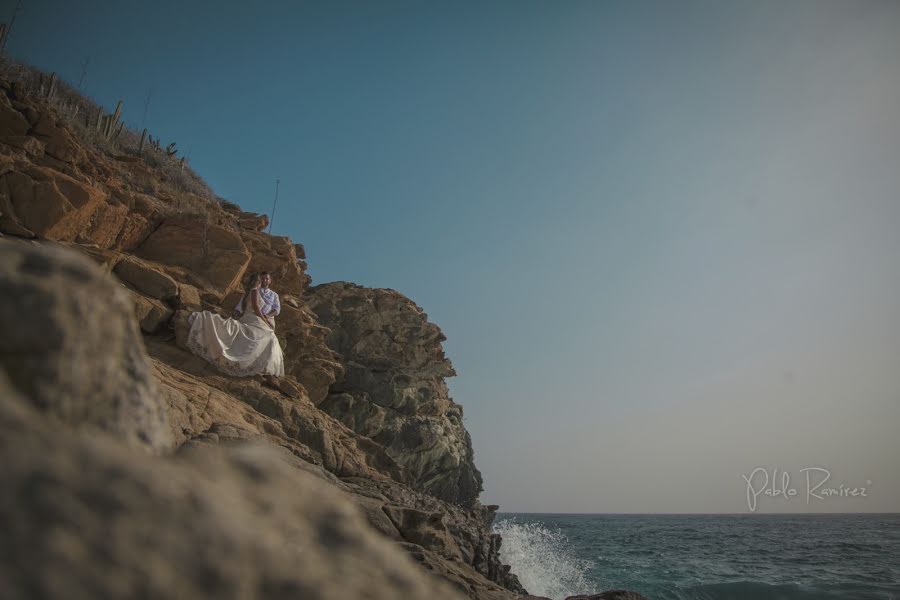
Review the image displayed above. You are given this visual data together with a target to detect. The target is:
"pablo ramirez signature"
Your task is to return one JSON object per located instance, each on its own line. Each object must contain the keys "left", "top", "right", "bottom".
{"left": 742, "top": 467, "right": 871, "bottom": 512}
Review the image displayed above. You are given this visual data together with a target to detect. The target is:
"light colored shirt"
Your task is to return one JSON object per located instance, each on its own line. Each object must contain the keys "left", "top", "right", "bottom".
{"left": 236, "top": 287, "right": 281, "bottom": 317}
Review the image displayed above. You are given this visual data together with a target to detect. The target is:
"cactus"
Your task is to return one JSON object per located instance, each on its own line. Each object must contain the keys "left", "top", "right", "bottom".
{"left": 105, "top": 100, "right": 123, "bottom": 139}
{"left": 47, "top": 72, "right": 57, "bottom": 100}
{"left": 138, "top": 128, "right": 147, "bottom": 154}
{"left": 94, "top": 106, "right": 103, "bottom": 131}
{"left": 165, "top": 141, "right": 177, "bottom": 157}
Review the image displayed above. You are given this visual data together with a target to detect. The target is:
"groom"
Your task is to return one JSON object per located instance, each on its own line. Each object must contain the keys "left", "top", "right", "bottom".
{"left": 233, "top": 271, "right": 281, "bottom": 328}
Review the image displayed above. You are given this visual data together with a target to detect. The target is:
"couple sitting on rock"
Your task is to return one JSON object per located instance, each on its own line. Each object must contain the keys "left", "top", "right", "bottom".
{"left": 186, "top": 271, "right": 285, "bottom": 378}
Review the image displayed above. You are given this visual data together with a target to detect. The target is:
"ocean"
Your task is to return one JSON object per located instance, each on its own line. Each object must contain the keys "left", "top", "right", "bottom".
{"left": 494, "top": 513, "right": 900, "bottom": 600}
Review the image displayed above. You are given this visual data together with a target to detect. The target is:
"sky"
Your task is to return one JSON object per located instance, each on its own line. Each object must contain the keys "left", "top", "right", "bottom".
{"left": 6, "top": 0, "right": 899, "bottom": 513}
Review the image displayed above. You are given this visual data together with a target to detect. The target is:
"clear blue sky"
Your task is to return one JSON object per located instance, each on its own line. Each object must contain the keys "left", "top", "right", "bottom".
{"left": 7, "top": 0, "right": 900, "bottom": 512}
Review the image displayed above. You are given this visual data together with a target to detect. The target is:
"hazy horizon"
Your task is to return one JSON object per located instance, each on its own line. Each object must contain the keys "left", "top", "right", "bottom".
{"left": 7, "top": 0, "right": 899, "bottom": 514}
{"left": 497, "top": 512, "right": 900, "bottom": 515}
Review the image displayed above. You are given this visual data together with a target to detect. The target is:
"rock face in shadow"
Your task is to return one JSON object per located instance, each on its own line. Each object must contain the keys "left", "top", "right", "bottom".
{"left": 305, "top": 281, "right": 484, "bottom": 508}
{"left": 0, "top": 239, "right": 170, "bottom": 452}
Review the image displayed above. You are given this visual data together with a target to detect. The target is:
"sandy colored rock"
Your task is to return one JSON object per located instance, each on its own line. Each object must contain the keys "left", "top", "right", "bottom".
{"left": 70, "top": 243, "right": 121, "bottom": 273}
{"left": 275, "top": 303, "right": 344, "bottom": 404}
{"left": 238, "top": 211, "right": 268, "bottom": 231}
{"left": 107, "top": 191, "right": 163, "bottom": 251}
{"left": 127, "top": 288, "right": 174, "bottom": 333}
{"left": 0, "top": 239, "right": 170, "bottom": 452}
{"left": 0, "top": 165, "right": 106, "bottom": 241}
{"left": 78, "top": 199, "right": 130, "bottom": 249}
{"left": 135, "top": 216, "right": 251, "bottom": 300}
{"left": 241, "top": 229, "right": 309, "bottom": 296}
{"left": 114, "top": 210, "right": 157, "bottom": 251}
{"left": 114, "top": 255, "right": 179, "bottom": 301}
{"left": 30, "top": 109, "right": 84, "bottom": 164}
{"left": 147, "top": 338, "right": 404, "bottom": 483}
{"left": 176, "top": 282, "right": 202, "bottom": 310}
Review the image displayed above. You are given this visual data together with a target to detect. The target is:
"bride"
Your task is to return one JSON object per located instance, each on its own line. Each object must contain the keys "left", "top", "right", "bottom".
{"left": 185, "top": 273, "right": 285, "bottom": 377}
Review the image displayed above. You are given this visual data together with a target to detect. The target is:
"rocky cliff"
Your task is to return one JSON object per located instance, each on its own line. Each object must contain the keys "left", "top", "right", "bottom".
{"left": 0, "top": 68, "right": 526, "bottom": 599}
{"left": 306, "top": 282, "right": 483, "bottom": 508}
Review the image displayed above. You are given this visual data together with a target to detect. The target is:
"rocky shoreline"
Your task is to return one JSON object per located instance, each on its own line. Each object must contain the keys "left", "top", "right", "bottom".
{"left": 0, "top": 70, "right": 645, "bottom": 600}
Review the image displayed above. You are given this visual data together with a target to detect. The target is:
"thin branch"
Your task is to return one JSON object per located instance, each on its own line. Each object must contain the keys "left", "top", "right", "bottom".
{"left": 1, "top": 0, "right": 24, "bottom": 54}
{"left": 77, "top": 56, "right": 89, "bottom": 89}
{"left": 268, "top": 179, "right": 280, "bottom": 234}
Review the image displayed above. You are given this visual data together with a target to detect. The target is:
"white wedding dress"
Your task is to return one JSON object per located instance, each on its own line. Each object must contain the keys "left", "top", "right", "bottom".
{"left": 185, "top": 298, "right": 285, "bottom": 377}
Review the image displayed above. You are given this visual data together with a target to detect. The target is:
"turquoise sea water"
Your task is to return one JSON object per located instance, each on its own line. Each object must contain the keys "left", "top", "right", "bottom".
{"left": 494, "top": 513, "right": 900, "bottom": 600}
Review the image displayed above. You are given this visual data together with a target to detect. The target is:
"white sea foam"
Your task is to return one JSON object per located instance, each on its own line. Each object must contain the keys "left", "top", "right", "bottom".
{"left": 493, "top": 518, "right": 594, "bottom": 600}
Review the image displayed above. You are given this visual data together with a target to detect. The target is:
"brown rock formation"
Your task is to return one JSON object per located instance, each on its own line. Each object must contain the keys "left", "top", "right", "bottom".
{"left": 0, "top": 72, "right": 531, "bottom": 600}
{"left": 134, "top": 216, "right": 251, "bottom": 301}
{"left": 0, "top": 163, "right": 106, "bottom": 240}
{"left": 113, "top": 255, "right": 179, "bottom": 301}
{"left": 306, "top": 281, "right": 484, "bottom": 508}
{"left": 240, "top": 229, "right": 310, "bottom": 296}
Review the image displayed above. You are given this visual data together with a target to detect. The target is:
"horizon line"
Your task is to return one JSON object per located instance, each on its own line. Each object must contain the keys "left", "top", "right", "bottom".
{"left": 495, "top": 511, "right": 900, "bottom": 516}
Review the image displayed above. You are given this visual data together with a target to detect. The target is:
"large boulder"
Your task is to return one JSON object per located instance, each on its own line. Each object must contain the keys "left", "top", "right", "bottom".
{"left": 0, "top": 373, "right": 465, "bottom": 600}
{"left": 134, "top": 216, "right": 251, "bottom": 300}
{"left": 105, "top": 191, "right": 164, "bottom": 252}
{"left": 306, "top": 281, "right": 483, "bottom": 508}
{"left": 127, "top": 289, "right": 174, "bottom": 333}
{"left": 147, "top": 338, "right": 404, "bottom": 483}
{"left": 114, "top": 255, "right": 179, "bottom": 301}
{"left": 241, "top": 230, "right": 310, "bottom": 296}
{"left": 0, "top": 239, "right": 170, "bottom": 452}
{"left": 0, "top": 164, "right": 106, "bottom": 241}
{"left": 275, "top": 303, "right": 344, "bottom": 404}
{"left": 76, "top": 198, "right": 131, "bottom": 249}
{"left": 30, "top": 108, "right": 84, "bottom": 164}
